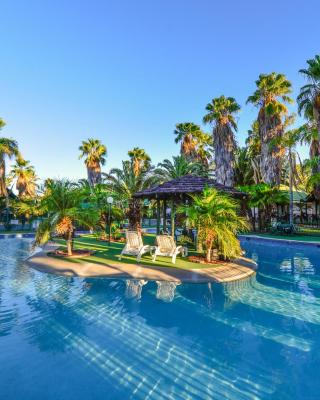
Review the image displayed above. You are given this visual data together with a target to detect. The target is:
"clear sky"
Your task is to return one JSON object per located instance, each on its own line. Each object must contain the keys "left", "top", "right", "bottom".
{"left": 1, "top": 0, "right": 319, "bottom": 181}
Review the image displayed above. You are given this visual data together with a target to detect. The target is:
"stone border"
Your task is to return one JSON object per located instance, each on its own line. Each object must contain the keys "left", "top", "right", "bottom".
{"left": 25, "top": 243, "right": 256, "bottom": 283}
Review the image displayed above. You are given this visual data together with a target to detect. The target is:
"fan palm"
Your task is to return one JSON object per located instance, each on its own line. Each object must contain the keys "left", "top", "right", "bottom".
{"left": 105, "top": 161, "right": 153, "bottom": 231}
{"left": 174, "top": 122, "right": 204, "bottom": 160}
{"left": 34, "top": 180, "right": 99, "bottom": 255}
{"left": 192, "top": 131, "right": 213, "bottom": 166}
{"left": 10, "top": 158, "right": 38, "bottom": 198}
{"left": 154, "top": 155, "right": 206, "bottom": 182}
{"left": 179, "top": 188, "right": 249, "bottom": 262}
{"left": 297, "top": 55, "right": 320, "bottom": 198}
{"left": 79, "top": 138, "right": 107, "bottom": 186}
{"left": 203, "top": 96, "right": 240, "bottom": 186}
{"left": 128, "top": 147, "right": 151, "bottom": 176}
{"left": 246, "top": 73, "right": 293, "bottom": 185}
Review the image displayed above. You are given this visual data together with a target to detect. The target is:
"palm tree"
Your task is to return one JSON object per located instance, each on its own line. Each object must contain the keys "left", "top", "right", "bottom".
{"left": 234, "top": 147, "right": 255, "bottom": 186}
{"left": 247, "top": 73, "right": 293, "bottom": 185}
{"left": 192, "top": 131, "right": 213, "bottom": 167}
{"left": 174, "top": 122, "right": 203, "bottom": 160}
{"left": 299, "top": 120, "right": 320, "bottom": 197}
{"left": 127, "top": 147, "right": 151, "bottom": 176}
{"left": 246, "top": 120, "right": 262, "bottom": 184}
{"left": 274, "top": 127, "right": 301, "bottom": 224}
{"left": 179, "top": 188, "right": 249, "bottom": 262}
{"left": 105, "top": 161, "right": 153, "bottom": 231}
{"left": 79, "top": 138, "right": 107, "bottom": 186}
{"left": 34, "top": 180, "right": 99, "bottom": 255}
{"left": 240, "top": 183, "right": 288, "bottom": 230}
{"left": 0, "top": 119, "right": 20, "bottom": 197}
{"left": 154, "top": 155, "right": 206, "bottom": 182}
{"left": 10, "top": 158, "right": 38, "bottom": 198}
{"left": 297, "top": 55, "right": 320, "bottom": 198}
{"left": 203, "top": 95, "right": 240, "bottom": 186}
{"left": 77, "top": 180, "right": 124, "bottom": 238}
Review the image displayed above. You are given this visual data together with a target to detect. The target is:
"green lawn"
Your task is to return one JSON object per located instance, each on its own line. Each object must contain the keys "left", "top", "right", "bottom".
{"left": 54, "top": 234, "right": 211, "bottom": 270}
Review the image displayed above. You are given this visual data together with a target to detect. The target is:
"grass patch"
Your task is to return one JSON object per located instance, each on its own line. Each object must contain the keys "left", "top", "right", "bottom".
{"left": 53, "top": 234, "right": 213, "bottom": 270}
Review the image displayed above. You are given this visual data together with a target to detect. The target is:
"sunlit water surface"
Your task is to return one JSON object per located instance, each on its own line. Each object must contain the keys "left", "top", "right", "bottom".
{"left": 0, "top": 238, "right": 320, "bottom": 399}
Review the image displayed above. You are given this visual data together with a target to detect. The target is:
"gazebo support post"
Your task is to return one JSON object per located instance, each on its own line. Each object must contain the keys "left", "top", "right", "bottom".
{"left": 156, "top": 199, "right": 160, "bottom": 235}
{"left": 171, "top": 200, "right": 175, "bottom": 238}
{"left": 163, "top": 199, "right": 167, "bottom": 233}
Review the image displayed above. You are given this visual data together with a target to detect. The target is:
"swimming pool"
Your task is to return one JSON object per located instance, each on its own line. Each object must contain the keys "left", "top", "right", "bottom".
{"left": 0, "top": 239, "right": 319, "bottom": 399}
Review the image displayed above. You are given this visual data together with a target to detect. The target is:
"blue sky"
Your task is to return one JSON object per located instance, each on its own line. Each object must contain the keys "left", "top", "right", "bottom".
{"left": 0, "top": 0, "right": 319, "bottom": 180}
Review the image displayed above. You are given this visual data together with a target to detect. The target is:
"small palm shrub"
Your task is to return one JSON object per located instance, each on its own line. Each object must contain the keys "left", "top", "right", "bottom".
{"left": 34, "top": 180, "right": 99, "bottom": 255}
{"left": 179, "top": 188, "right": 249, "bottom": 262}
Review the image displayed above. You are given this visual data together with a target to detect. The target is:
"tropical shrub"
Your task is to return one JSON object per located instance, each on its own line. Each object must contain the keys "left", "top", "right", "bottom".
{"left": 34, "top": 180, "right": 99, "bottom": 255}
{"left": 179, "top": 188, "right": 249, "bottom": 262}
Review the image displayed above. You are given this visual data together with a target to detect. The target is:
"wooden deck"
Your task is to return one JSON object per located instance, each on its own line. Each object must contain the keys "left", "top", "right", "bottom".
{"left": 26, "top": 244, "right": 256, "bottom": 283}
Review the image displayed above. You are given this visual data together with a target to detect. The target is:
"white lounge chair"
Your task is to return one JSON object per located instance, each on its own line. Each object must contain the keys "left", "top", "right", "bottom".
{"left": 152, "top": 235, "right": 184, "bottom": 264}
{"left": 119, "top": 231, "right": 153, "bottom": 262}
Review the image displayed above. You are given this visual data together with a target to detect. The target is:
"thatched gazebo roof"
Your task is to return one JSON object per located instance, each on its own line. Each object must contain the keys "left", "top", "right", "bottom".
{"left": 134, "top": 175, "right": 247, "bottom": 200}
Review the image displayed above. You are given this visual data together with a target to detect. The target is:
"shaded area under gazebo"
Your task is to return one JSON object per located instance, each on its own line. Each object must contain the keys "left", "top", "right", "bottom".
{"left": 134, "top": 175, "right": 248, "bottom": 235}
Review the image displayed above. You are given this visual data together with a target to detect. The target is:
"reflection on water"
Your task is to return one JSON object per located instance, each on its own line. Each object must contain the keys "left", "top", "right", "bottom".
{"left": 0, "top": 239, "right": 320, "bottom": 399}
{"left": 125, "top": 279, "right": 148, "bottom": 299}
{"left": 156, "top": 281, "right": 180, "bottom": 302}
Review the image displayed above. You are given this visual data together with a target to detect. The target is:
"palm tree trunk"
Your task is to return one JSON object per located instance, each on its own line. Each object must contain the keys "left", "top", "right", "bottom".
{"left": 312, "top": 111, "right": 320, "bottom": 200}
{"left": 289, "top": 148, "right": 294, "bottom": 225}
{"left": 259, "top": 111, "right": 283, "bottom": 185}
{"left": 87, "top": 164, "right": 102, "bottom": 186}
{"left": 0, "top": 156, "right": 7, "bottom": 197}
{"left": 128, "top": 197, "right": 141, "bottom": 231}
{"left": 214, "top": 125, "right": 236, "bottom": 186}
{"left": 206, "top": 239, "right": 213, "bottom": 262}
{"left": 66, "top": 230, "right": 73, "bottom": 256}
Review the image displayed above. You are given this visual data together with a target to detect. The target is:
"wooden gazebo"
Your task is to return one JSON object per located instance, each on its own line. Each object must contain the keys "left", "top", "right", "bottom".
{"left": 134, "top": 175, "right": 248, "bottom": 234}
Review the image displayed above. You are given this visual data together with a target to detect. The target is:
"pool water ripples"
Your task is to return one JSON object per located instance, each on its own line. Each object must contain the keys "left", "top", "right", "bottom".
{"left": 1, "top": 238, "right": 320, "bottom": 399}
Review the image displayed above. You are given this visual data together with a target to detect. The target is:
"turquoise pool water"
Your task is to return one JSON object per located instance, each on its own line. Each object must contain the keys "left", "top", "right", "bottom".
{"left": 0, "top": 238, "right": 320, "bottom": 399}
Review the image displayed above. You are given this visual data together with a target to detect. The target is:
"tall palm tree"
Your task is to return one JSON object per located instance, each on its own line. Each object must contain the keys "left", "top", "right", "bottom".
{"left": 203, "top": 95, "right": 240, "bottom": 186}
{"left": 247, "top": 73, "right": 293, "bottom": 185}
{"left": 193, "top": 131, "right": 213, "bottom": 167}
{"left": 174, "top": 122, "right": 202, "bottom": 159}
{"left": 127, "top": 147, "right": 151, "bottom": 176}
{"left": 10, "top": 158, "right": 38, "bottom": 198}
{"left": 79, "top": 138, "right": 107, "bottom": 186}
{"left": 154, "top": 155, "right": 206, "bottom": 183}
{"left": 179, "top": 188, "right": 249, "bottom": 262}
{"left": 297, "top": 55, "right": 320, "bottom": 198}
{"left": 105, "top": 161, "right": 153, "bottom": 231}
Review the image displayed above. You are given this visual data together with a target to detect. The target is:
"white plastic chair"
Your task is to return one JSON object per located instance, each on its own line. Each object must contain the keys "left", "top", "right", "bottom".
{"left": 152, "top": 235, "right": 184, "bottom": 264}
{"left": 119, "top": 231, "right": 153, "bottom": 262}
